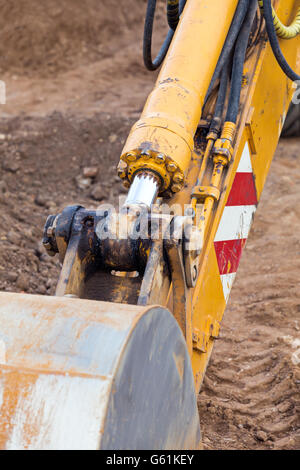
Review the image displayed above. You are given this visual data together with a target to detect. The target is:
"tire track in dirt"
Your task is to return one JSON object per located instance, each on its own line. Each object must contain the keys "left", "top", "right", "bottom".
{"left": 198, "top": 140, "right": 300, "bottom": 450}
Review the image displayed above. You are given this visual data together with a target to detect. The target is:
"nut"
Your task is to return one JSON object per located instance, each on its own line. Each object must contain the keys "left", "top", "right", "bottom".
{"left": 117, "top": 168, "right": 126, "bottom": 179}
{"left": 46, "top": 226, "right": 55, "bottom": 238}
{"left": 173, "top": 172, "right": 183, "bottom": 184}
{"left": 167, "top": 162, "right": 177, "bottom": 173}
{"left": 118, "top": 160, "right": 127, "bottom": 170}
{"left": 155, "top": 153, "right": 165, "bottom": 164}
{"left": 126, "top": 153, "right": 137, "bottom": 162}
{"left": 141, "top": 151, "right": 151, "bottom": 160}
{"left": 171, "top": 184, "right": 182, "bottom": 193}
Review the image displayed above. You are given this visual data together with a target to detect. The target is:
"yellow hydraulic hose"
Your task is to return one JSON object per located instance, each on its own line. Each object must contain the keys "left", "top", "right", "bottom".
{"left": 258, "top": 0, "right": 300, "bottom": 39}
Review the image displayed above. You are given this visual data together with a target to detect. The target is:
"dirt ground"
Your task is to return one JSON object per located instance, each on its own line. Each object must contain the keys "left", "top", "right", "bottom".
{"left": 0, "top": 0, "right": 299, "bottom": 450}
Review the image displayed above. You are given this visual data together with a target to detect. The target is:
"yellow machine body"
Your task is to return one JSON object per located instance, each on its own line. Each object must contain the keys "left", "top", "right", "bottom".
{"left": 121, "top": 0, "right": 300, "bottom": 390}
{"left": 120, "top": 0, "right": 239, "bottom": 194}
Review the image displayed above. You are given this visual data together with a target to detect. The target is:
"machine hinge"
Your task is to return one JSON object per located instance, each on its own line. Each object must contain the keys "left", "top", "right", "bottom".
{"left": 192, "top": 317, "right": 220, "bottom": 353}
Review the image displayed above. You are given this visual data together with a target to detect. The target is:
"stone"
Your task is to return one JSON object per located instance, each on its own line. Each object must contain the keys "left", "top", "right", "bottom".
{"left": 76, "top": 176, "right": 92, "bottom": 190}
{"left": 2, "top": 158, "right": 20, "bottom": 173}
{"left": 6, "top": 271, "right": 18, "bottom": 282}
{"left": 0, "top": 180, "right": 7, "bottom": 193}
{"left": 45, "top": 200, "right": 57, "bottom": 210}
{"left": 16, "top": 273, "right": 30, "bottom": 291}
{"left": 109, "top": 133, "right": 117, "bottom": 144}
{"left": 35, "top": 194, "right": 48, "bottom": 207}
{"left": 90, "top": 184, "right": 105, "bottom": 201}
{"left": 7, "top": 230, "right": 21, "bottom": 246}
{"left": 83, "top": 166, "right": 98, "bottom": 178}
{"left": 255, "top": 430, "right": 268, "bottom": 442}
{"left": 37, "top": 285, "right": 47, "bottom": 295}
{"left": 46, "top": 278, "right": 54, "bottom": 289}
{"left": 278, "top": 402, "right": 292, "bottom": 413}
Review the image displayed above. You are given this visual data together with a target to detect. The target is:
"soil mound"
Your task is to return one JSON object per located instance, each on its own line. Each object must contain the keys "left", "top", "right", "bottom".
{"left": 0, "top": 0, "right": 147, "bottom": 76}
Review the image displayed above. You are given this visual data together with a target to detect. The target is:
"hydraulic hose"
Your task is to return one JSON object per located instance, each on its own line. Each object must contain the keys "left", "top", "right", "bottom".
{"left": 261, "top": 0, "right": 300, "bottom": 81}
{"left": 167, "top": 0, "right": 180, "bottom": 30}
{"left": 209, "top": 59, "right": 231, "bottom": 136}
{"left": 205, "top": 0, "right": 250, "bottom": 101}
{"left": 143, "top": 0, "right": 186, "bottom": 71}
{"left": 225, "top": 0, "right": 258, "bottom": 124}
{"left": 258, "top": 0, "right": 300, "bottom": 39}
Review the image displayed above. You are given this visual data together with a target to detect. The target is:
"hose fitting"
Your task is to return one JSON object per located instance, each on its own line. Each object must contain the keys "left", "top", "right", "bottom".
{"left": 258, "top": 0, "right": 300, "bottom": 39}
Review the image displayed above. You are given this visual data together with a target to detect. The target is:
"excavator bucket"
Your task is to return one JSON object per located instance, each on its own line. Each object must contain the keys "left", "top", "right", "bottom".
{"left": 0, "top": 293, "right": 200, "bottom": 450}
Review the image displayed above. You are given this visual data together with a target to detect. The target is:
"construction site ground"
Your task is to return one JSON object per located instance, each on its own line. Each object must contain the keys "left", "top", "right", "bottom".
{"left": 0, "top": 0, "right": 299, "bottom": 450}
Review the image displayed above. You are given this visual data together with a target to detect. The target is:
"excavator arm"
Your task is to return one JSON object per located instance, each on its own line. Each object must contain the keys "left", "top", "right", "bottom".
{"left": 0, "top": 0, "right": 299, "bottom": 450}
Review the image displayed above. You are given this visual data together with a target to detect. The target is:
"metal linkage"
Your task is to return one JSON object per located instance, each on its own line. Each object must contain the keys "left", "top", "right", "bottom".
{"left": 43, "top": 203, "right": 202, "bottom": 321}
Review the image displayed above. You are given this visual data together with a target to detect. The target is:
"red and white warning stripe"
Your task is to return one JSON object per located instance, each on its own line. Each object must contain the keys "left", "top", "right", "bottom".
{"left": 214, "top": 142, "right": 258, "bottom": 302}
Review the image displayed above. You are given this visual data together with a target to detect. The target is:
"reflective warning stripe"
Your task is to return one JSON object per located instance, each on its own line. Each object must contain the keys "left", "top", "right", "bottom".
{"left": 214, "top": 238, "right": 246, "bottom": 275}
{"left": 214, "top": 142, "right": 257, "bottom": 302}
{"left": 226, "top": 173, "right": 257, "bottom": 206}
{"left": 220, "top": 272, "right": 236, "bottom": 303}
{"left": 214, "top": 205, "right": 256, "bottom": 242}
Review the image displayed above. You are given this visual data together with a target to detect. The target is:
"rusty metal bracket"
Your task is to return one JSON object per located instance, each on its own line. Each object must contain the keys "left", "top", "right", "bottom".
{"left": 42, "top": 205, "right": 83, "bottom": 262}
{"left": 192, "top": 316, "right": 220, "bottom": 353}
{"left": 164, "top": 217, "right": 193, "bottom": 353}
{"left": 42, "top": 206, "right": 201, "bottom": 327}
{"left": 43, "top": 206, "right": 152, "bottom": 299}
{"left": 213, "top": 138, "right": 234, "bottom": 164}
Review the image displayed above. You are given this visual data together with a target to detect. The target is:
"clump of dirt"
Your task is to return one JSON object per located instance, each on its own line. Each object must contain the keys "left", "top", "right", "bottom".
{"left": 0, "top": 112, "right": 133, "bottom": 295}
{"left": 0, "top": 0, "right": 147, "bottom": 77}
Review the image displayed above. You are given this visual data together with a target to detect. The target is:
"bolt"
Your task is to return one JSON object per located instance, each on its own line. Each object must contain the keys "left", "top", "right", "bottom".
{"left": 43, "top": 241, "right": 52, "bottom": 250}
{"left": 155, "top": 153, "right": 165, "bottom": 164}
{"left": 167, "top": 162, "right": 177, "bottom": 173}
{"left": 173, "top": 172, "right": 183, "bottom": 184}
{"left": 141, "top": 151, "right": 151, "bottom": 160}
{"left": 117, "top": 169, "right": 126, "bottom": 178}
{"left": 117, "top": 161, "right": 127, "bottom": 178}
{"left": 46, "top": 226, "right": 55, "bottom": 238}
{"left": 118, "top": 160, "right": 127, "bottom": 170}
{"left": 42, "top": 241, "right": 56, "bottom": 257}
{"left": 171, "top": 184, "right": 182, "bottom": 193}
{"left": 126, "top": 153, "right": 137, "bottom": 162}
{"left": 84, "top": 217, "right": 94, "bottom": 228}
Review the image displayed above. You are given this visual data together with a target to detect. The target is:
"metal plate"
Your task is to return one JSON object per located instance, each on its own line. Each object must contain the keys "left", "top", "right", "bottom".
{"left": 0, "top": 293, "right": 200, "bottom": 450}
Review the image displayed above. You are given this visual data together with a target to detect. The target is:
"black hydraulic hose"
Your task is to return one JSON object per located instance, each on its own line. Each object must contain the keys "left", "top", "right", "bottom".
{"left": 209, "top": 59, "right": 231, "bottom": 136}
{"left": 225, "top": 0, "right": 258, "bottom": 124}
{"left": 205, "top": 0, "right": 250, "bottom": 101}
{"left": 262, "top": 0, "right": 300, "bottom": 81}
{"left": 167, "top": 0, "right": 180, "bottom": 31}
{"left": 143, "top": 0, "right": 186, "bottom": 71}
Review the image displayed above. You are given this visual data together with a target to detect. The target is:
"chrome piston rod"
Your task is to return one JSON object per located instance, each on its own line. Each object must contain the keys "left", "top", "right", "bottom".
{"left": 124, "top": 172, "right": 160, "bottom": 209}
